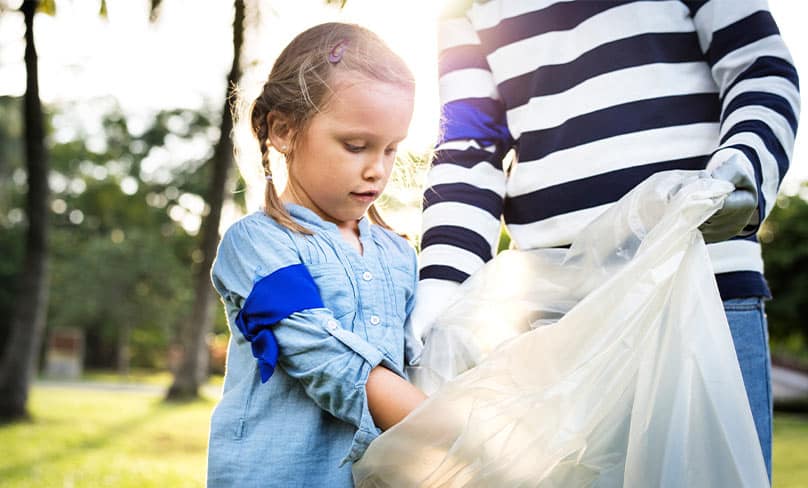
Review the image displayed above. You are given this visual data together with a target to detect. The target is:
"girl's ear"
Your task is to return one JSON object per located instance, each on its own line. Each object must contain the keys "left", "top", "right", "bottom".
{"left": 266, "top": 111, "right": 295, "bottom": 153}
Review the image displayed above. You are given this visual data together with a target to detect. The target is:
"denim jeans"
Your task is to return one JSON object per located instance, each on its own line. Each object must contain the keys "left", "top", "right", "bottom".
{"left": 724, "top": 297, "right": 772, "bottom": 480}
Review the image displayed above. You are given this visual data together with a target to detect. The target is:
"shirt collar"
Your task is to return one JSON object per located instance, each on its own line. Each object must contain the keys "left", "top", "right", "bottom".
{"left": 284, "top": 203, "right": 370, "bottom": 238}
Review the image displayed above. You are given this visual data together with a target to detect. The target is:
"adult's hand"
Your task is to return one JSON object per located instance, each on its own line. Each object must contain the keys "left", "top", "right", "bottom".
{"left": 700, "top": 152, "right": 758, "bottom": 243}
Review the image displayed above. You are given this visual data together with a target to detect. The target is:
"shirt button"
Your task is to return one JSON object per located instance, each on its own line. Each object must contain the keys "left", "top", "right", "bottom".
{"left": 362, "top": 271, "right": 373, "bottom": 281}
{"left": 369, "top": 315, "right": 381, "bottom": 326}
{"left": 327, "top": 319, "right": 339, "bottom": 331}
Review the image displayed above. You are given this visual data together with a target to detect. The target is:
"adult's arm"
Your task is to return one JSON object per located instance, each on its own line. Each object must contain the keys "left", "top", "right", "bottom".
{"left": 689, "top": 0, "right": 800, "bottom": 239}
{"left": 413, "top": 11, "right": 514, "bottom": 339}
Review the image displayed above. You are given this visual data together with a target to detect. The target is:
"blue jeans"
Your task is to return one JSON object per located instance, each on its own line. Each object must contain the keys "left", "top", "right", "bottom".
{"left": 724, "top": 297, "right": 772, "bottom": 480}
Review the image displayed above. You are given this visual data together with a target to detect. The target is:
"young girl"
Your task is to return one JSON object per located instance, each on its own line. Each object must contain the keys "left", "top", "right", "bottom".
{"left": 207, "top": 22, "right": 426, "bottom": 487}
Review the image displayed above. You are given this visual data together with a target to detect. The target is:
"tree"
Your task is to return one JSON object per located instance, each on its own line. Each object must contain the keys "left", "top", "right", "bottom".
{"left": 0, "top": 96, "right": 25, "bottom": 350}
{"left": 0, "top": 100, "right": 226, "bottom": 373}
{"left": 0, "top": 0, "right": 167, "bottom": 419}
{"left": 760, "top": 188, "right": 808, "bottom": 352}
{"left": 0, "top": 0, "right": 50, "bottom": 420}
{"left": 167, "top": 0, "right": 245, "bottom": 400}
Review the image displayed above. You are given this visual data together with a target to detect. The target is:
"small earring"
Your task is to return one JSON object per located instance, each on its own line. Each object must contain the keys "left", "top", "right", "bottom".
{"left": 280, "top": 145, "right": 288, "bottom": 152}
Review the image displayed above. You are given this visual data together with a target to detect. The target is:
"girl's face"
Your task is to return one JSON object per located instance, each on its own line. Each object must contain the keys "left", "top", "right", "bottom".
{"left": 280, "top": 73, "right": 414, "bottom": 233}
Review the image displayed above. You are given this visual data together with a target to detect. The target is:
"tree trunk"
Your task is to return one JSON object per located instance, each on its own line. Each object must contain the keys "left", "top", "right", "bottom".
{"left": 0, "top": 0, "right": 50, "bottom": 421}
{"left": 167, "top": 0, "right": 244, "bottom": 400}
{"left": 117, "top": 320, "right": 131, "bottom": 378}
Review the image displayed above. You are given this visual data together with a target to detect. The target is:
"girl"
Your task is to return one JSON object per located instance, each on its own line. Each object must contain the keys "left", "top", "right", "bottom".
{"left": 207, "top": 22, "right": 426, "bottom": 487}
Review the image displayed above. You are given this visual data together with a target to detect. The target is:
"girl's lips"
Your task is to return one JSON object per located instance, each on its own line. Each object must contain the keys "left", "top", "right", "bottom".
{"left": 350, "top": 191, "right": 378, "bottom": 203}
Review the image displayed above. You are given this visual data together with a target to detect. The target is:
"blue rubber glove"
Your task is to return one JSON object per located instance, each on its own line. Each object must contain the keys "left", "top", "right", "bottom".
{"left": 699, "top": 152, "right": 759, "bottom": 244}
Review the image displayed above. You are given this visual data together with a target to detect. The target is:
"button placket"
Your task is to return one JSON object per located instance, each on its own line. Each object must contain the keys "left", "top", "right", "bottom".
{"left": 358, "top": 268, "right": 379, "bottom": 328}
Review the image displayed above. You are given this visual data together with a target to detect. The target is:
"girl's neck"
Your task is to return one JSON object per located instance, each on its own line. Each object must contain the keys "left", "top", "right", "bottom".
{"left": 281, "top": 188, "right": 364, "bottom": 255}
{"left": 338, "top": 224, "right": 363, "bottom": 255}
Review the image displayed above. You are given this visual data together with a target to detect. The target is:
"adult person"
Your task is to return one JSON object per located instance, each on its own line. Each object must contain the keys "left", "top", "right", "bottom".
{"left": 412, "top": 0, "right": 800, "bottom": 477}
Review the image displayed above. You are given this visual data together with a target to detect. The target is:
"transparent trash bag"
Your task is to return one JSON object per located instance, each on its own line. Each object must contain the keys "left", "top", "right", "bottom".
{"left": 353, "top": 171, "right": 769, "bottom": 487}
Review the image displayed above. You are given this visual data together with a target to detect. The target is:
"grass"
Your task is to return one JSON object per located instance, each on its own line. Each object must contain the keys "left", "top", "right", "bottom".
{"left": 79, "top": 369, "right": 224, "bottom": 386}
{"left": 79, "top": 368, "right": 176, "bottom": 386}
{"left": 0, "top": 386, "right": 216, "bottom": 488}
{"left": 773, "top": 414, "right": 808, "bottom": 487}
{"left": 0, "top": 381, "right": 805, "bottom": 487}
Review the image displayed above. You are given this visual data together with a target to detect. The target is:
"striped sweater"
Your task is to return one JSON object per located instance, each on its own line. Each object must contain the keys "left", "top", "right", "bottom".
{"left": 414, "top": 0, "right": 800, "bottom": 335}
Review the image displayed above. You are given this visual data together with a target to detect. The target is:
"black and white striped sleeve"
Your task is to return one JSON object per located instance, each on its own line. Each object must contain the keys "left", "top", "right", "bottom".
{"left": 690, "top": 0, "right": 800, "bottom": 230}
{"left": 411, "top": 14, "right": 514, "bottom": 338}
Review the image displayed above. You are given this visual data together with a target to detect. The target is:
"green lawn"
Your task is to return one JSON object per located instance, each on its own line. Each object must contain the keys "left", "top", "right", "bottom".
{"left": 0, "top": 384, "right": 806, "bottom": 487}
{"left": 773, "top": 414, "right": 808, "bottom": 487}
{"left": 0, "top": 386, "right": 215, "bottom": 488}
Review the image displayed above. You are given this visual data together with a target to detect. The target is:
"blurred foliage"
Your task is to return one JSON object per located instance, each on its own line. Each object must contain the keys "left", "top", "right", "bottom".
{"left": 37, "top": 0, "right": 56, "bottom": 16}
{"left": 761, "top": 188, "right": 808, "bottom": 357}
{"left": 497, "top": 224, "right": 511, "bottom": 254}
{"left": 0, "top": 95, "right": 233, "bottom": 370}
{"left": 48, "top": 228, "right": 192, "bottom": 368}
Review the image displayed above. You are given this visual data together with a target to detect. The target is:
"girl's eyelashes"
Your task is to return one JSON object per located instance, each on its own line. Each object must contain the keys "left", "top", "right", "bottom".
{"left": 343, "top": 141, "right": 399, "bottom": 155}
{"left": 344, "top": 143, "right": 366, "bottom": 153}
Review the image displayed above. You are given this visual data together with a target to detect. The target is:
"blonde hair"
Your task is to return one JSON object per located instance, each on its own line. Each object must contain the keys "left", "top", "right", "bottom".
{"left": 249, "top": 22, "right": 415, "bottom": 234}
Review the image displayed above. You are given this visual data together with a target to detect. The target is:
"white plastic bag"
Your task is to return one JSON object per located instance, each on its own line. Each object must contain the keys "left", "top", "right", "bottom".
{"left": 353, "top": 171, "right": 769, "bottom": 487}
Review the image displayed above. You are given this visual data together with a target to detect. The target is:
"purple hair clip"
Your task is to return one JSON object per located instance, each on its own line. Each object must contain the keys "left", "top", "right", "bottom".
{"left": 328, "top": 40, "right": 348, "bottom": 64}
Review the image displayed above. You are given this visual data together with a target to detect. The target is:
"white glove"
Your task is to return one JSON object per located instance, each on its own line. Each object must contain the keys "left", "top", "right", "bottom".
{"left": 408, "top": 280, "right": 461, "bottom": 342}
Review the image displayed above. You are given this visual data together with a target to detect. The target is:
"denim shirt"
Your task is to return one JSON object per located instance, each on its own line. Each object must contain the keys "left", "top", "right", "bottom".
{"left": 207, "top": 204, "right": 420, "bottom": 488}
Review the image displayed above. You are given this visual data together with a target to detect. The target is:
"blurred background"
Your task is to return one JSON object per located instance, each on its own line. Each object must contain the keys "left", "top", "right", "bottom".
{"left": 0, "top": 1, "right": 805, "bottom": 486}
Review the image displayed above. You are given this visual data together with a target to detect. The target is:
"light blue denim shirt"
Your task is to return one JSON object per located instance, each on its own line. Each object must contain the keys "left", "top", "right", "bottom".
{"left": 207, "top": 204, "right": 420, "bottom": 488}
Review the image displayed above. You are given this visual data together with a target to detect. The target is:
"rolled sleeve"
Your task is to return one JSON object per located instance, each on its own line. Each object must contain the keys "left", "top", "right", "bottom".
{"left": 276, "top": 308, "right": 388, "bottom": 463}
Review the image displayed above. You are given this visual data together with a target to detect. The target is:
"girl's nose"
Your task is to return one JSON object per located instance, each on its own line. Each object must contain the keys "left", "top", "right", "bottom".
{"left": 363, "top": 153, "right": 387, "bottom": 181}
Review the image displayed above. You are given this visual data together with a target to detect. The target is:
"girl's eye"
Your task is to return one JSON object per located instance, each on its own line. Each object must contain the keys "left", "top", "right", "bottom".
{"left": 384, "top": 147, "right": 397, "bottom": 156}
{"left": 345, "top": 143, "right": 365, "bottom": 153}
